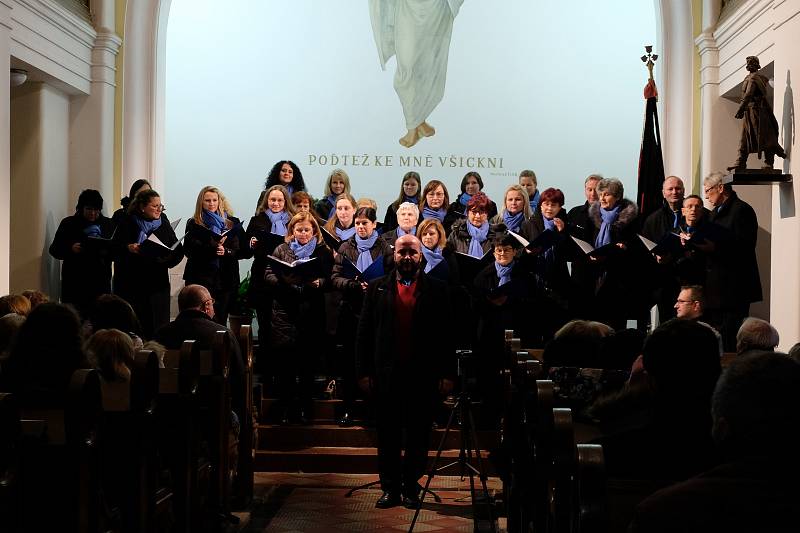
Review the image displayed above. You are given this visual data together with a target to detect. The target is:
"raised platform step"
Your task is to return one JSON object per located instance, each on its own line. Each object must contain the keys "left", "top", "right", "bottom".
{"left": 256, "top": 423, "right": 500, "bottom": 451}
{"left": 255, "top": 446, "right": 495, "bottom": 474}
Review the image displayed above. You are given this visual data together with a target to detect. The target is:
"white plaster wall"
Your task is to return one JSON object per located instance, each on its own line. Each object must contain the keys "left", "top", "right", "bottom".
{"left": 769, "top": 0, "right": 800, "bottom": 350}
{"left": 9, "top": 82, "right": 70, "bottom": 295}
{"left": 1, "top": 1, "right": 11, "bottom": 294}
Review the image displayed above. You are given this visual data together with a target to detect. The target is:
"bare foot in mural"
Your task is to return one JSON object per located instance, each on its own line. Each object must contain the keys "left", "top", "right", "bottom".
{"left": 399, "top": 128, "right": 421, "bottom": 148}
{"left": 417, "top": 121, "right": 436, "bottom": 138}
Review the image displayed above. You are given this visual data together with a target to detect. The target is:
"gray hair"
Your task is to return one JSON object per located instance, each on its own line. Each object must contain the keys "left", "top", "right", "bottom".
{"left": 703, "top": 171, "right": 727, "bottom": 188}
{"left": 736, "top": 317, "right": 779, "bottom": 353}
{"left": 596, "top": 178, "right": 624, "bottom": 199}
{"left": 585, "top": 173, "right": 603, "bottom": 185}
{"left": 396, "top": 201, "right": 420, "bottom": 219}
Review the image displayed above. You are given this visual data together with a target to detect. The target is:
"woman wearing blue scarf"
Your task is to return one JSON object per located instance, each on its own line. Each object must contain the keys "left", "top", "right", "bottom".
{"left": 586, "top": 178, "right": 643, "bottom": 330}
{"left": 381, "top": 202, "right": 419, "bottom": 247}
{"left": 183, "top": 186, "right": 242, "bottom": 326}
{"left": 382, "top": 171, "right": 421, "bottom": 231}
{"left": 518, "top": 187, "right": 572, "bottom": 344}
{"left": 419, "top": 179, "right": 450, "bottom": 228}
{"left": 322, "top": 193, "right": 358, "bottom": 253}
{"left": 444, "top": 172, "right": 498, "bottom": 233}
{"left": 243, "top": 185, "right": 296, "bottom": 353}
{"left": 519, "top": 170, "right": 540, "bottom": 213}
{"left": 330, "top": 206, "right": 393, "bottom": 426}
{"left": 447, "top": 192, "right": 498, "bottom": 258}
{"left": 265, "top": 212, "right": 334, "bottom": 424}
{"left": 472, "top": 231, "right": 534, "bottom": 419}
{"left": 314, "top": 168, "right": 351, "bottom": 220}
{"left": 113, "top": 189, "right": 183, "bottom": 338}
{"left": 49, "top": 189, "right": 115, "bottom": 319}
{"left": 491, "top": 184, "right": 532, "bottom": 233}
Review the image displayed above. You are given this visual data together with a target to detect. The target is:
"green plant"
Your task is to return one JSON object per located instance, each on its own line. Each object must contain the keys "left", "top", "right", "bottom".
{"left": 230, "top": 273, "right": 255, "bottom": 318}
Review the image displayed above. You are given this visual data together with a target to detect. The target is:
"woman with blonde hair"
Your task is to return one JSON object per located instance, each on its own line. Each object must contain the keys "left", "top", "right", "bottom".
{"left": 85, "top": 328, "right": 135, "bottom": 383}
{"left": 491, "top": 184, "right": 532, "bottom": 233}
{"left": 183, "top": 186, "right": 242, "bottom": 326}
{"left": 243, "top": 184, "right": 296, "bottom": 346}
{"left": 265, "top": 211, "right": 334, "bottom": 423}
{"left": 315, "top": 169, "right": 351, "bottom": 220}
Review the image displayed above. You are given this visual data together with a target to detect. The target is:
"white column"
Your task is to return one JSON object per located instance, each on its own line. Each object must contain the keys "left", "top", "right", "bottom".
{"left": 0, "top": 0, "right": 11, "bottom": 294}
{"left": 68, "top": 0, "right": 121, "bottom": 208}
{"left": 695, "top": 31, "right": 719, "bottom": 182}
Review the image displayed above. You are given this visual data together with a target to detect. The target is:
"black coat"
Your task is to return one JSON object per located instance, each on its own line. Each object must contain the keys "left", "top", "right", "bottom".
{"left": 242, "top": 213, "right": 288, "bottom": 302}
{"left": 708, "top": 191, "right": 762, "bottom": 304}
{"left": 113, "top": 212, "right": 184, "bottom": 297}
{"left": 518, "top": 210, "right": 572, "bottom": 306}
{"left": 331, "top": 235, "right": 394, "bottom": 315}
{"left": 355, "top": 271, "right": 455, "bottom": 387}
{"left": 264, "top": 242, "right": 334, "bottom": 349}
{"left": 182, "top": 217, "right": 242, "bottom": 292}
{"left": 641, "top": 203, "right": 683, "bottom": 242}
{"left": 49, "top": 213, "right": 114, "bottom": 315}
{"left": 444, "top": 198, "right": 498, "bottom": 235}
{"left": 153, "top": 309, "right": 245, "bottom": 418}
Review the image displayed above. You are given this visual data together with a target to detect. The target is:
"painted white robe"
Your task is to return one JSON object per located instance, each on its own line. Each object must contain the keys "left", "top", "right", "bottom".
{"left": 369, "top": 0, "right": 463, "bottom": 130}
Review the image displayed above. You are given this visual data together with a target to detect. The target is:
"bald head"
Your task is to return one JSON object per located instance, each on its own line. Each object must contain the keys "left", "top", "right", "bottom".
{"left": 663, "top": 176, "right": 685, "bottom": 210}
{"left": 178, "top": 284, "right": 214, "bottom": 317}
{"left": 394, "top": 234, "right": 422, "bottom": 280}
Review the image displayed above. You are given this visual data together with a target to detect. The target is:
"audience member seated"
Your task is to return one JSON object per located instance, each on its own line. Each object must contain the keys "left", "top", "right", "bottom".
{"left": 21, "top": 289, "right": 49, "bottom": 310}
{"left": 0, "top": 302, "right": 87, "bottom": 398}
{"left": 85, "top": 328, "right": 135, "bottom": 383}
{"left": 735, "top": 317, "right": 778, "bottom": 356}
{"left": 89, "top": 294, "right": 144, "bottom": 340}
{"left": 153, "top": 284, "right": 245, "bottom": 420}
{"left": 0, "top": 313, "right": 25, "bottom": 370}
{"left": 592, "top": 319, "right": 721, "bottom": 482}
{"left": 789, "top": 342, "right": 800, "bottom": 363}
{"left": 674, "top": 285, "right": 722, "bottom": 355}
{"left": 543, "top": 319, "right": 613, "bottom": 368}
{"left": 0, "top": 293, "right": 31, "bottom": 317}
{"left": 629, "top": 352, "right": 800, "bottom": 532}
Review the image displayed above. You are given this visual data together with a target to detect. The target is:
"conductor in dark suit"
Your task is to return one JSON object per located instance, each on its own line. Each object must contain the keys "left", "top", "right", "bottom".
{"left": 356, "top": 234, "right": 455, "bottom": 509}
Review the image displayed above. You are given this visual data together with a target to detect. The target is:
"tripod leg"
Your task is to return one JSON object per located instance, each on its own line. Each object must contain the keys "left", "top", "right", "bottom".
{"left": 409, "top": 398, "right": 460, "bottom": 533}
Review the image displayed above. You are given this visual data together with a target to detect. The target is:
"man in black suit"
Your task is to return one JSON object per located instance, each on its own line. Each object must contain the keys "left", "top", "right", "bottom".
{"left": 154, "top": 284, "right": 245, "bottom": 421}
{"left": 356, "top": 234, "right": 455, "bottom": 509}
{"left": 566, "top": 174, "right": 602, "bottom": 318}
{"left": 703, "top": 172, "right": 762, "bottom": 350}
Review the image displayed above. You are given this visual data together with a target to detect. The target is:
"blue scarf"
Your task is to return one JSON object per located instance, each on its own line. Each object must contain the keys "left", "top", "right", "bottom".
{"left": 503, "top": 211, "right": 524, "bottom": 232}
{"left": 83, "top": 224, "right": 101, "bottom": 237}
{"left": 422, "top": 206, "right": 447, "bottom": 222}
{"left": 355, "top": 231, "right": 379, "bottom": 271}
{"left": 397, "top": 226, "right": 417, "bottom": 237}
{"left": 325, "top": 195, "right": 337, "bottom": 220}
{"left": 495, "top": 261, "right": 514, "bottom": 287}
{"left": 202, "top": 209, "right": 226, "bottom": 235}
{"left": 529, "top": 189, "right": 541, "bottom": 213}
{"left": 467, "top": 221, "right": 489, "bottom": 258}
{"left": 289, "top": 237, "right": 317, "bottom": 260}
{"left": 134, "top": 215, "right": 162, "bottom": 244}
{"left": 422, "top": 246, "right": 444, "bottom": 273}
{"left": 458, "top": 192, "right": 472, "bottom": 207}
{"left": 285, "top": 184, "right": 294, "bottom": 195}
{"left": 335, "top": 225, "right": 356, "bottom": 241}
{"left": 404, "top": 194, "right": 418, "bottom": 204}
{"left": 543, "top": 216, "right": 556, "bottom": 231}
{"left": 266, "top": 210, "right": 289, "bottom": 236}
{"left": 594, "top": 205, "right": 621, "bottom": 248}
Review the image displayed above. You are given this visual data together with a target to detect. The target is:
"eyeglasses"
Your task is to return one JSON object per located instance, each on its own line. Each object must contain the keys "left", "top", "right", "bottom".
{"left": 203, "top": 298, "right": 215, "bottom": 307}
{"left": 427, "top": 192, "right": 445, "bottom": 198}
{"left": 149, "top": 204, "right": 166, "bottom": 211}
{"left": 703, "top": 185, "right": 720, "bottom": 194}
{"left": 494, "top": 247, "right": 515, "bottom": 255}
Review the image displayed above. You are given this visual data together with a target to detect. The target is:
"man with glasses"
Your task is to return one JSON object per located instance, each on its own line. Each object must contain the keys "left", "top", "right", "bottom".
{"left": 702, "top": 172, "right": 761, "bottom": 351}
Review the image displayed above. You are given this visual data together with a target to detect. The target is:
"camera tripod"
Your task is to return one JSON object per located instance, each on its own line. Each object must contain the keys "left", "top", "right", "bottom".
{"left": 409, "top": 379, "right": 495, "bottom": 533}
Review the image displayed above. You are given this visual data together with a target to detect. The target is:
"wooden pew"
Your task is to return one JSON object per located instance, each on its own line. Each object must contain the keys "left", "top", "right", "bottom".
{"left": 197, "top": 330, "right": 235, "bottom": 523}
{"left": 232, "top": 324, "right": 255, "bottom": 507}
{"left": 549, "top": 408, "right": 608, "bottom": 533}
{"left": 160, "top": 340, "right": 204, "bottom": 533}
{"left": 15, "top": 369, "right": 105, "bottom": 533}
{"left": 98, "top": 349, "right": 171, "bottom": 533}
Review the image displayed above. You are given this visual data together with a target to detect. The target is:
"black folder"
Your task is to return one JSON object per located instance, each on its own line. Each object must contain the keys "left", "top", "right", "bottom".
{"left": 265, "top": 255, "right": 319, "bottom": 280}
{"left": 340, "top": 256, "right": 385, "bottom": 282}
